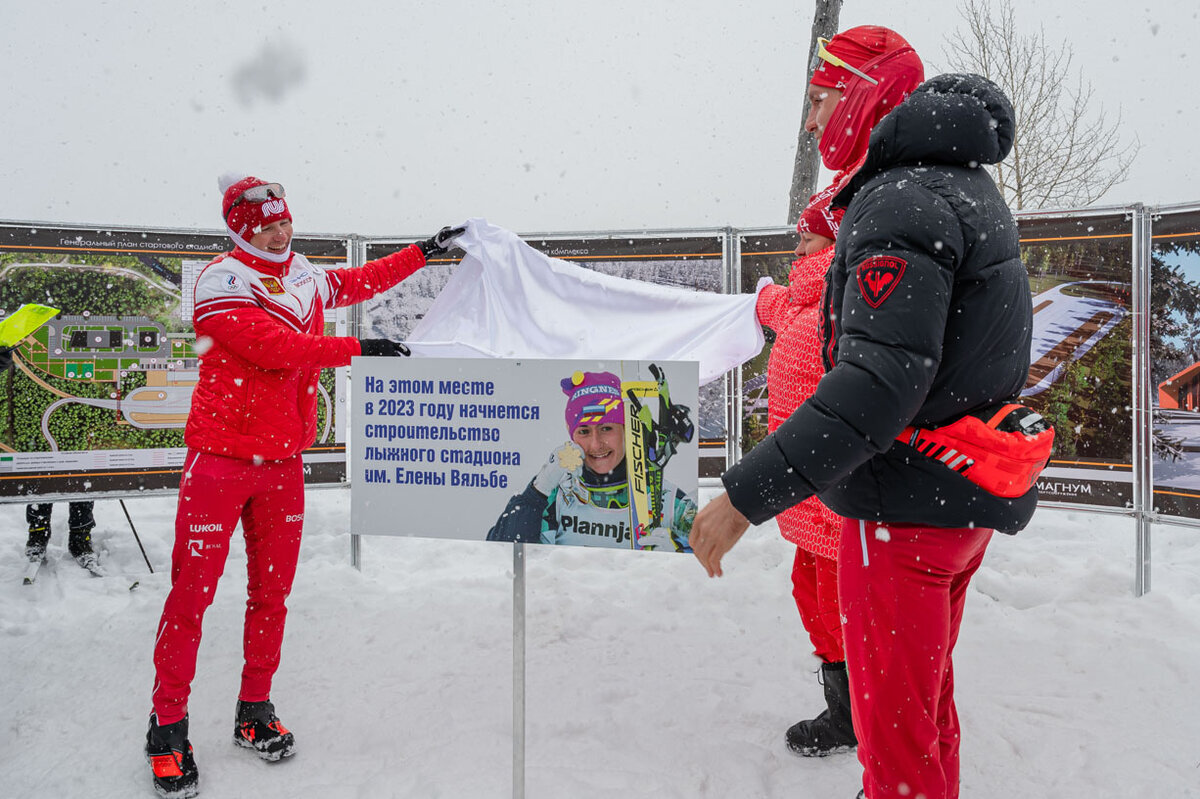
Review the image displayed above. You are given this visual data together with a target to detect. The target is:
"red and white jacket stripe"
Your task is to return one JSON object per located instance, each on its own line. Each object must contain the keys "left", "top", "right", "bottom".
{"left": 186, "top": 244, "right": 425, "bottom": 461}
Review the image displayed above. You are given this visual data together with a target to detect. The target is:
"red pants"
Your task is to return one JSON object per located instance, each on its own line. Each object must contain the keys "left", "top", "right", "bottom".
{"left": 839, "top": 519, "right": 993, "bottom": 799}
{"left": 790, "top": 547, "right": 845, "bottom": 663}
{"left": 152, "top": 450, "right": 305, "bottom": 725}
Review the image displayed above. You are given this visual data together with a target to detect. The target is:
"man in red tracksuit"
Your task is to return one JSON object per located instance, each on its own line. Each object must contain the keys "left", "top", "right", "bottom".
{"left": 756, "top": 26, "right": 925, "bottom": 761}
{"left": 692, "top": 28, "right": 1036, "bottom": 799}
{"left": 144, "top": 174, "right": 463, "bottom": 799}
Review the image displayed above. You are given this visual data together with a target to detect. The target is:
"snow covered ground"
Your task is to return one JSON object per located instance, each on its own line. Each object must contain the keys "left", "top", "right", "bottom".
{"left": 2, "top": 488, "right": 1198, "bottom": 799}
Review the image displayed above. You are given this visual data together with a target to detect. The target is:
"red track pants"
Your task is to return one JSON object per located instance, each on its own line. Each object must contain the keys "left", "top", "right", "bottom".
{"left": 790, "top": 547, "right": 845, "bottom": 663}
{"left": 839, "top": 519, "right": 993, "bottom": 799}
{"left": 151, "top": 450, "right": 305, "bottom": 725}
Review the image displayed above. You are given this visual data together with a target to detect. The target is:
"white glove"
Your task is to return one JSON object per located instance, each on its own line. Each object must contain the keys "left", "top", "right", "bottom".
{"left": 532, "top": 441, "right": 584, "bottom": 497}
{"left": 633, "top": 525, "right": 678, "bottom": 552}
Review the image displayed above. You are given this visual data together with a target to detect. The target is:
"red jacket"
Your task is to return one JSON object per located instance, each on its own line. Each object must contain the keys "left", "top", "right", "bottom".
{"left": 755, "top": 245, "right": 844, "bottom": 559}
{"left": 185, "top": 245, "right": 425, "bottom": 461}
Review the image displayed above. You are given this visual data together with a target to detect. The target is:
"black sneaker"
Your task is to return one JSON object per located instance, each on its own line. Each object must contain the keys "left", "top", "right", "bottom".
{"left": 24, "top": 525, "right": 50, "bottom": 562}
{"left": 233, "top": 700, "right": 295, "bottom": 761}
{"left": 145, "top": 713, "right": 199, "bottom": 798}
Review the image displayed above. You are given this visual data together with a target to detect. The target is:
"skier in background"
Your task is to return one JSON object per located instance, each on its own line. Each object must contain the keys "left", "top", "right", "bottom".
{"left": 23, "top": 501, "right": 98, "bottom": 572}
{"left": 144, "top": 173, "right": 463, "bottom": 799}
{"left": 486, "top": 369, "right": 696, "bottom": 551}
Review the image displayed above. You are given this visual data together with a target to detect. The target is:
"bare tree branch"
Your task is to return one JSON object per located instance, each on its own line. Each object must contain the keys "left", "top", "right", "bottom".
{"left": 944, "top": 0, "right": 1139, "bottom": 209}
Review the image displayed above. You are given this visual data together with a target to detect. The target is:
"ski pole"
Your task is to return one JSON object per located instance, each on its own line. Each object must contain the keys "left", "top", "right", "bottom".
{"left": 120, "top": 499, "right": 154, "bottom": 574}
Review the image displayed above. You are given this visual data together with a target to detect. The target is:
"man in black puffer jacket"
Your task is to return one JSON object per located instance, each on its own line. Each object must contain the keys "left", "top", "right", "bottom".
{"left": 693, "top": 72, "right": 1032, "bottom": 799}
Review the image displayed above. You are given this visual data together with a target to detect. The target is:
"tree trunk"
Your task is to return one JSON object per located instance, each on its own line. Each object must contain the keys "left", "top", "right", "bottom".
{"left": 787, "top": 0, "right": 843, "bottom": 225}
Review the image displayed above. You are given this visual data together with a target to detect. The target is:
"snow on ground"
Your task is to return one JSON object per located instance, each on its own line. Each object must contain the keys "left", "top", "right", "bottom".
{"left": 1, "top": 488, "right": 1198, "bottom": 799}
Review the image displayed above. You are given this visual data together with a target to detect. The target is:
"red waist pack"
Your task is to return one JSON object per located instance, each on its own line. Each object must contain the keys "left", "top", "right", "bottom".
{"left": 897, "top": 403, "right": 1055, "bottom": 498}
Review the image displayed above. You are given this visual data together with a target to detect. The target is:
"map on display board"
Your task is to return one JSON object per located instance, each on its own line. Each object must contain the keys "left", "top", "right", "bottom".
{"left": 0, "top": 224, "right": 350, "bottom": 499}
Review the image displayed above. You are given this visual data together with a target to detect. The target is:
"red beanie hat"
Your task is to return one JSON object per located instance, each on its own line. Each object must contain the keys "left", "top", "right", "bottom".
{"left": 221, "top": 175, "right": 291, "bottom": 239}
{"left": 796, "top": 191, "right": 843, "bottom": 241}
{"left": 811, "top": 26, "right": 924, "bottom": 171}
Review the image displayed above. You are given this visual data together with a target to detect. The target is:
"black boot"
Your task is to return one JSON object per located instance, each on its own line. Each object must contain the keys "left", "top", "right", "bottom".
{"left": 785, "top": 660, "right": 857, "bottom": 756}
{"left": 233, "top": 699, "right": 296, "bottom": 761}
{"left": 68, "top": 525, "right": 102, "bottom": 573}
{"left": 24, "top": 524, "right": 50, "bottom": 562}
{"left": 145, "top": 713, "right": 199, "bottom": 798}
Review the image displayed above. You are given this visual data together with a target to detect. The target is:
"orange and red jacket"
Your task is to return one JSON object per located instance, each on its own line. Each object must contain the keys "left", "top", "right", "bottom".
{"left": 755, "top": 245, "right": 843, "bottom": 559}
{"left": 185, "top": 244, "right": 425, "bottom": 461}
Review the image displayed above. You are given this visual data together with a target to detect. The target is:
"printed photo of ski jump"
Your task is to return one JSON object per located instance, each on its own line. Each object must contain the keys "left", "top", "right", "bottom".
{"left": 739, "top": 217, "right": 1138, "bottom": 510}
{"left": 1022, "top": 281, "right": 1128, "bottom": 397}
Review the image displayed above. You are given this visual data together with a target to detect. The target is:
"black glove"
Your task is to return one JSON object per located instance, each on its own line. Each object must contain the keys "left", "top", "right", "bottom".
{"left": 417, "top": 225, "right": 467, "bottom": 258}
{"left": 0, "top": 347, "right": 12, "bottom": 371}
{"left": 358, "top": 339, "right": 411, "bottom": 357}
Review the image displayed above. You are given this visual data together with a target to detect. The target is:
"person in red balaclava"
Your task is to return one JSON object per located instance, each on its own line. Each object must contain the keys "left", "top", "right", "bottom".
{"left": 764, "top": 26, "right": 925, "bottom": 760}
{"left": 807, "top": 25, "right": 924, "bottom": 172}
{"left": 143, "top": 174, "right": 465, "bottom": 799}
{"left": 695, "top": 25, "right": 1036, "bottom": 799}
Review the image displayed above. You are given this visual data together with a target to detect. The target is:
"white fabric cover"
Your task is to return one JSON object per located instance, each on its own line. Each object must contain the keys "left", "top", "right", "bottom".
{"left": 407, "top": 219, "right": 765, "bottom": 385}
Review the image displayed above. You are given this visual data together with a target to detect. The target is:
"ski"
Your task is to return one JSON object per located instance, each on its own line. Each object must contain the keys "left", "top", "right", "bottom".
{"left": 623, "top": 377, "right": 660, "bottom": 549}
{"left": 622, "top": 363, "right": 695, "bottom": 551}
{"left": 21, "top": 554, "right": 107, "bottom": 584}
{"left": 76, "top": 555, "right": 107, "bottom": 578}
{"left": 21, "top": 558, "right": 44, "bottom": 585}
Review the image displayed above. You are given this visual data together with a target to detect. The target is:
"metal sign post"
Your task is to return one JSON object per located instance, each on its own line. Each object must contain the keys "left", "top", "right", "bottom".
{"left": 513, "top": 541, "right": 526, "bottom": 799}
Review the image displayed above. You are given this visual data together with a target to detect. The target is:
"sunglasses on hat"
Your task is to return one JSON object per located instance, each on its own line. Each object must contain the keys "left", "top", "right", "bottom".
{"left": 225, "top": 182, "right": 286, "bottom": 219}
{"left": 810, "top": 37, "right": 879, "bottom": 86}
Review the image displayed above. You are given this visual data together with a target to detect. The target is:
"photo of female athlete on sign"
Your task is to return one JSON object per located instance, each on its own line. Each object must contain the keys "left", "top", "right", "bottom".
{"left": 485, "top": 368, "right": 696, "bottom": 551}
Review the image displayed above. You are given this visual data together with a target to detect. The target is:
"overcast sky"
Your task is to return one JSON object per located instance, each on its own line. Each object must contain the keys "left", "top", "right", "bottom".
{"left": 2, "top": 0, "right": 1196, "bottom": 238}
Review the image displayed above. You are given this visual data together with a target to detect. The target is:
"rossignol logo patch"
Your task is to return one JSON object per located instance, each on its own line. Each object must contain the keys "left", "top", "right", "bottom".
{"left": 259, "top": 277, "right": 285, "bottom": 294}
{"left": 856, "top": 256, "right": 907, "bottom": 308}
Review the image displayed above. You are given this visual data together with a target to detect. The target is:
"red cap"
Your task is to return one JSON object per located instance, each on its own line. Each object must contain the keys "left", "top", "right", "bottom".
{"left": 222, "top": 176, "right": 291, "bottom": 239}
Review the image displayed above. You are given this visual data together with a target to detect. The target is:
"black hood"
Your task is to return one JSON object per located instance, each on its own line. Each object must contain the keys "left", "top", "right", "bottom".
{"left": 837, "top": 73, "right": 1015, "bottom": 205}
